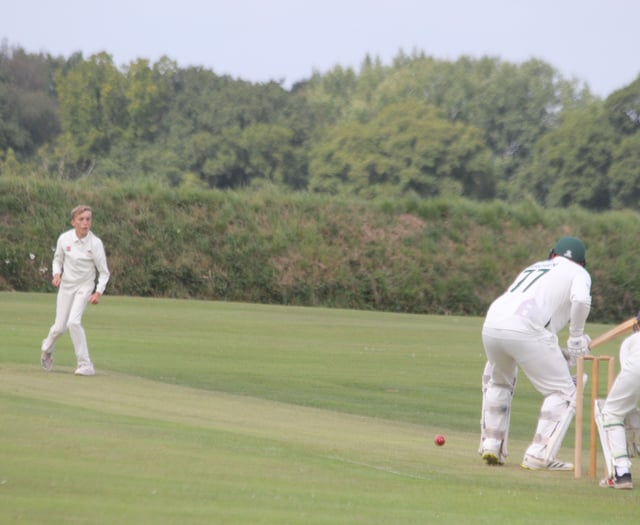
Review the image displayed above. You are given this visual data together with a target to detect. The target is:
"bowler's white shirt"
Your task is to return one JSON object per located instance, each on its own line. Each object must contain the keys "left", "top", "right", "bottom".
{"left": 52, "top": 229, "right": 110, "bottom": 294}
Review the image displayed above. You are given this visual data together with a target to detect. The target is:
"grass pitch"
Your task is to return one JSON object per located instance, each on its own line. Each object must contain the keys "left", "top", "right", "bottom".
{"left": 0, "top": 292, "right": 637, "bottom": 524}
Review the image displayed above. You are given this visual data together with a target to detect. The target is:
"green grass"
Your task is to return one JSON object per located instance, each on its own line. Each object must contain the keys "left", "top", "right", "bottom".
{"left": 0, "top": 292, "right": 637, "bottom": 524}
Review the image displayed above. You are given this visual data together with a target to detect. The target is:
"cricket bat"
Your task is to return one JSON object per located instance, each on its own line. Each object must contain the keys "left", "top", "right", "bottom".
{"left": 589, "top": 312, "right": 640, "bottom": 349}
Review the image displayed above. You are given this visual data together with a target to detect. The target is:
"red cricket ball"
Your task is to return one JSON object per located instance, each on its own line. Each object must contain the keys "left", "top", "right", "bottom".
{"left": 434, "top": 434, "right": 446, "bottom": 446}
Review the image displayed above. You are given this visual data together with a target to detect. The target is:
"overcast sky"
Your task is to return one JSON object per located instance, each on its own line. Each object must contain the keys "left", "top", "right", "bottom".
{"left": 2, "top": 0, "right": 639, "bottom": 97}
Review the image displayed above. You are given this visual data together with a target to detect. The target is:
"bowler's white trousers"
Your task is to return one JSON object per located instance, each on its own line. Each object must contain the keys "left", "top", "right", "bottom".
{"left": 41, "top": 280, "right": 94, "bottom": 368}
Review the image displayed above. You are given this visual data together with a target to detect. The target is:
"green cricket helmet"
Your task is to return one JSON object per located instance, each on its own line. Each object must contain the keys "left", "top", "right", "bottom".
{"left": 549, "top": 236, "right": 587, "bottom": 266}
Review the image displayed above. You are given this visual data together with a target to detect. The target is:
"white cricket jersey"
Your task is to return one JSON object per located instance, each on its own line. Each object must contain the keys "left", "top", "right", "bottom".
{"left": 52, "top": 229, "right": 110, "bottom": 294}
{"left": 483, "top": 256, "right": 591, "bottom": 334}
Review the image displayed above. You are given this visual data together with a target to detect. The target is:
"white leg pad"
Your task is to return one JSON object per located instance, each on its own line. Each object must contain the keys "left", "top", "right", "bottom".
{"left": 479, "top": 363, "right": 516, "bottom": 461}
{"left": 481, "top": 383, "right": 513, "bottom": 460}
{"left": 594, "top": 399, "right": 615, "bottom": 478}
{"left": 526, "top": 393, "right": 575, "bottom": 462}
{"left": 597, "top": 401, "right": 632, "bottom": 474}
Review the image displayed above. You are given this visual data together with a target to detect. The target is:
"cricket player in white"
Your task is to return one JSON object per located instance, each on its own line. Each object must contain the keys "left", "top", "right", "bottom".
{"left": 40, "top": 205, "right": 110, "bottom": 376}
{"left": 480, "top": 237, "right": 592, "bottom": 470}
{"left": 594, "top": 331, "right": 640, "bottom": 489}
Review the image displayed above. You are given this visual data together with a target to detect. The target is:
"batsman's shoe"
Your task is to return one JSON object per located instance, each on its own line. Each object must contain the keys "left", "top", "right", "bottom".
{"left": 521, "top": 454, "right": 573, "bottom": 471}
{"left": 74, "top": 365, "right": 95, "bottom": 376}
{"left": 41, "top": 352, "right": 53, "bottom": 372}
{"left": 600, "top": 473, "right": 633, "bottom": 490}
{"left": 481, "top": 449, "right": 504, "bottom": 466}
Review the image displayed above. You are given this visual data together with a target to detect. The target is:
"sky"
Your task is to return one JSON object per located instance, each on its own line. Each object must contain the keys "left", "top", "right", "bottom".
{"left": 2, "top": 0, "right": 639, "bottom": 98}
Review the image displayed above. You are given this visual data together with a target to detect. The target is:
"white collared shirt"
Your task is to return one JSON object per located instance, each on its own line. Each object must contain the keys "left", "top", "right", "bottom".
{"left": 52, "top": 229, "right": 110, "bottom": 294}
{"left": 483, "top": 256, "right": 591, "bottom": 334}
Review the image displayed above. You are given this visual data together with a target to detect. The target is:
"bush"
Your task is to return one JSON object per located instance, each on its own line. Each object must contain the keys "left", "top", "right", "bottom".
{"left": 1, "top": 176, "right": 639, "bottom": 322}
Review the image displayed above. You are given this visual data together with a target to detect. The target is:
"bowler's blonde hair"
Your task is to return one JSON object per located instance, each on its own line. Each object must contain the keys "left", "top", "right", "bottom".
{"left": 71, "top": 205, "right": 92, "bottom": 220}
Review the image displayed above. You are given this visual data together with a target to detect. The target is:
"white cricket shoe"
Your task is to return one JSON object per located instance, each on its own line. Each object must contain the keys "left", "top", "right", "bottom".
{"left": 521, "top": 454, "right": 573, "bottom": 471}
{"left": 41, "top": 352, "right": 53, "bottom": 372}
{"left": 74, "top": 365, "right": 95, "bottom": 376}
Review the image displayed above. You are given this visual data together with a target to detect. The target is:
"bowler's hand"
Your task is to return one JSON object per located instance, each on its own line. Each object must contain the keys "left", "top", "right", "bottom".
{"left": 51, "top": 274, "right": 61, "bottom": 287}
{"left": 89, "top": 292, "right": 102, "bottom": 305}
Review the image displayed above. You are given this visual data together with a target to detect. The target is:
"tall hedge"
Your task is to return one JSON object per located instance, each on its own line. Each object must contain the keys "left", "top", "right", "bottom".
{"left": 2, "top": 177, "right": 639, "bottom": 322}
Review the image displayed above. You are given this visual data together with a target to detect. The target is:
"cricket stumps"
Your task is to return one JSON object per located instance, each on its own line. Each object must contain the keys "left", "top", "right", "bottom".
{"left": 574, "top": 355, "right": 615, "bottom": 479}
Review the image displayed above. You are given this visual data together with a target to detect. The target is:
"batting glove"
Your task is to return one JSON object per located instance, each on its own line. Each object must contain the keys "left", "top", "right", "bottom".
{"left": 566, "top": 334, "right": 591, "bottom": 358}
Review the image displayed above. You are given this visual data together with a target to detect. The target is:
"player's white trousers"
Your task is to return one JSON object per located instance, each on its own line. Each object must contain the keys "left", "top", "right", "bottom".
{"left": 601, "top": 339, "right": 640, "bottom": 470}
{"left": 41, "top": 281, "right": 94, "bottom": 367}
{"left": 482, "top": 328, "right": 576, "bottom": 460}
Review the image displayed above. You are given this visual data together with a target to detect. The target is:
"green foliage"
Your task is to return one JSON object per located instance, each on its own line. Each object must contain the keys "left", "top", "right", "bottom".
{"left": 604, "top": 75, "right": 640, "bottom": 135}
{"left": 3, "top": 177, "right": 640, "bottom": 322}
{"left": 123, "top": 57, "right": 176, "bottom": 142}
{"left": 512, "top": 105, "right": 616, "bottom": 209}
{"left": 1, "top": 294, "right": 636, "bottom": 524}
{"left": 55, "top": 52, "right": 127, "bottom": 171}
{"left": 368, "top": 56, "right": 592, "bottom": 185}
{"left": 4, "top": 44, "right": 640, "bottom": 211}
{"left": 301, "top": 65, "right": 360, "bottom": 125}
{"left": 0, "top": 45, "right": 61, "bottom": 157}
{"left": 609, "top": 133, "right": 640, "bottom": 209}
{"left": 309, "top": 101, "right": 494, "bottom": 199}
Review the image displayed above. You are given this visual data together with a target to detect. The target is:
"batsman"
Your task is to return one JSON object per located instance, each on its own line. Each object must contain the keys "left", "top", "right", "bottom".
{"left": 479, "top": 236, "right": 592, "bottom": 470}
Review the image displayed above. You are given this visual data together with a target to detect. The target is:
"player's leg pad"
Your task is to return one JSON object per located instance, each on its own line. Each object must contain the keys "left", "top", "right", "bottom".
{"left": 526, "top": 393, "right": 575, "bottom": 463}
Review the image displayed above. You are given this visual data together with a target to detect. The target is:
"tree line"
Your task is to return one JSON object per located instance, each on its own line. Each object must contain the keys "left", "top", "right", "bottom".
{"left": 1, "top": 41, "right": 640, "bottom": 210}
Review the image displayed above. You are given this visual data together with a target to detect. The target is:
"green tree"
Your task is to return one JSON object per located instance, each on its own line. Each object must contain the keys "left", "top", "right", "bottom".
{"left": 193, "top": 123, "right": 298, "bottom": 189}
{"left": 308, "top": 101, "right": 494, "bottom": 198}
{"left": 296, "top": 65, "right": 359, "bottom": 129}
{"left": 0, "top": 44, "right": 61, "bottom": 157}
{"left": 124, "top": 57, "right": 176, "bottom": 142}
{"left": 370, "top": 55, "right": 593, "bottom": 196}
{"left": 55, "top": 52, "right": 127, "bottom": 172}
{"left": 604, "top": 76, "right": 640, "bottom": 209}
{"left": 165, "top": 67, "right": 309, "bottom": 190}
{"left": 512, "top": 105, "right": 615, "bottom": 209}
{"left": 609, "top": 133, "right": 640, "bottom": 209}
{"left": 604, "top": 75, "right": 640, "bottom": 136}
